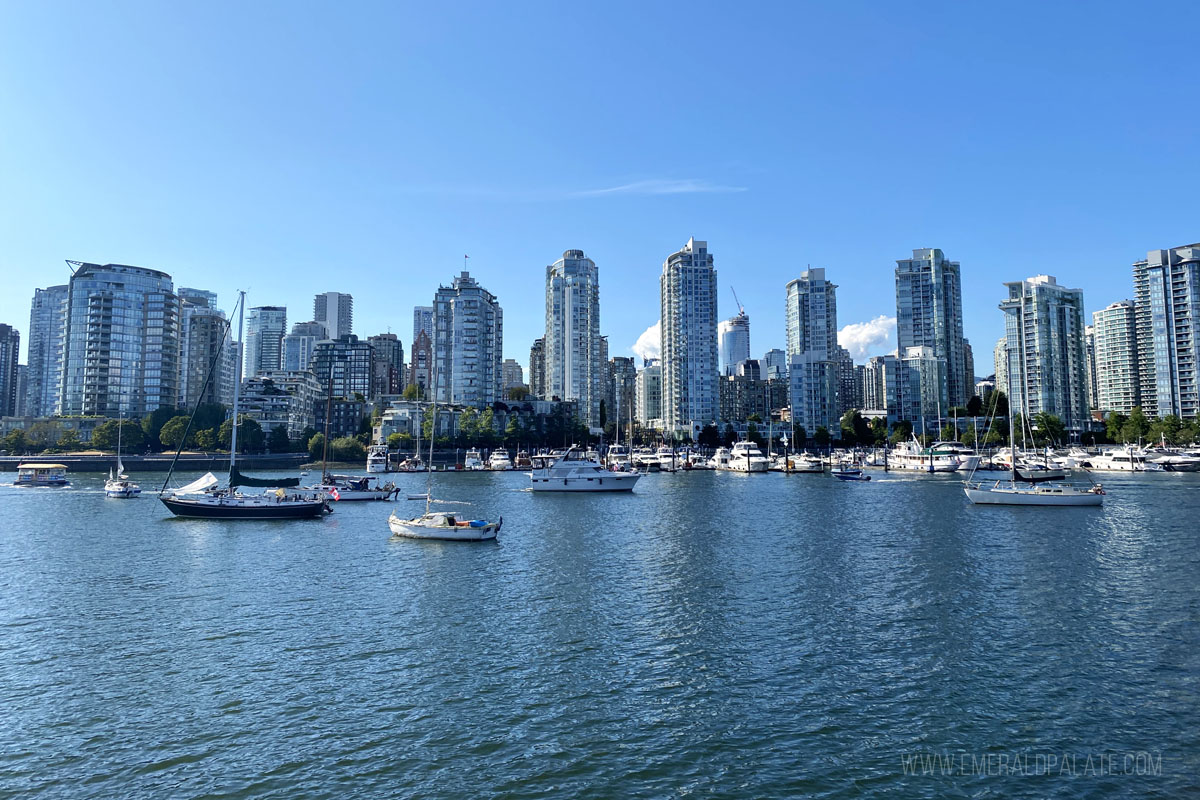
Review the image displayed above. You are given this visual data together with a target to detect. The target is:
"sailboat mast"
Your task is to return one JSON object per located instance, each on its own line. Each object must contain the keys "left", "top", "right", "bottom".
{"left": 426, "top": 366, "right": 437, "bottom": 516}
{"left": 229, "top": 291, "right": 244, "bottom": 475}
{"left": 321, "top": 368, "right": 333, "bottom": 480}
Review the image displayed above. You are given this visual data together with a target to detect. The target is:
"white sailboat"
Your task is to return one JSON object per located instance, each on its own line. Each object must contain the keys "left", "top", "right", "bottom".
{"left": 104, "top": 414, "right": 141, "bottom": 498}
{"left": 389, "top": 368, "right": 501, "bottom": 541}
{"left": 964, "top": 301, "right": 1104, "bottom": 507}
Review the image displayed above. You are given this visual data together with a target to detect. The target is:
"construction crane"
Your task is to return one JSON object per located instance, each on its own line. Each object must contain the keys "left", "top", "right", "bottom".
{"left": 730, "top": 286, "right": 745, "bottom": 317}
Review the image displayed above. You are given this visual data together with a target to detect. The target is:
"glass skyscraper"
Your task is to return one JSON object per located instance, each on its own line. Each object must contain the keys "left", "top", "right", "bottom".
{"left": 25, "top": 284, "right": 68, "bottom": 417}
{"left": 544, "top": 249, "right": 603, "bottom": 429}
{"left": 785, "top": 268, "right": 839, "bottom": 435}
{"left": 894, "top": 248, "right": 971, "bottom": 407}
{"left": 718, "top": 310, "right": 750, "bottom": 377}
{"left": 660, "top": 238, "right": 718, "bottom": 437}
{"left": 432, "top": 272, "right": 503, "bottom": 408}
{"left": 1092, "top": 300, "right": 1139, "bottom": 414}
{"left": 245, "top": 306, "right": 287, "bottom": 379}
{"left": 1133, "top": 244, "right": 1200, "bottom": 419}
{"left": 60, "top": 262, "right": 180, "bottom": 417}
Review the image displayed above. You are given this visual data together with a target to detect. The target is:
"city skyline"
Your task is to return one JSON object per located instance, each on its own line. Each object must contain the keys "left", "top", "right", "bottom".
{"left": 2, "top": 5, "right": 1196, "bottom": 374}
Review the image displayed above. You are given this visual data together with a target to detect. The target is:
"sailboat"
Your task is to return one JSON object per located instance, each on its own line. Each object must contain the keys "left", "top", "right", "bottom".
{"left": 963, "top": 302, "right": 1104, "bottom": 507}
{"left": 104, "top": 414, "right": 141, "bottom": 498}
{"left": 388, "top": 369, "right": 501, "bottom": 541}
{"left": 160, "top": 292, "right": 327, "bottom": 520}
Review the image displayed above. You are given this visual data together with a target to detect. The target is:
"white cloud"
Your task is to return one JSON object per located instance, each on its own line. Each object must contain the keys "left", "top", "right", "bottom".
{"left": 576, "top": 179, "right": 747, "bottom": 197}
{"left": 838, "top": 315, "right": 896, "bottom": 361}
{"left": 631, "top": 321, "right": 661, "bottom": 362}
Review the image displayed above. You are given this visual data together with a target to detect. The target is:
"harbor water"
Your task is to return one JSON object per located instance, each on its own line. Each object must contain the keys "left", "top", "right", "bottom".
{"left": 1, "top": 469, "right": 1197, "bottom": 798}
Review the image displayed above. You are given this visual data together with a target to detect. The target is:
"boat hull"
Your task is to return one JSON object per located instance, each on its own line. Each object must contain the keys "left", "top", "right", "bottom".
{"left": 530, "top": 473, "right": 642, "bottom": 492}
{"left": 160, "top": 497, "right": 328, "bottom": 519}
{"left": 963, "top": 485, "right": 1103, "bottom": 506}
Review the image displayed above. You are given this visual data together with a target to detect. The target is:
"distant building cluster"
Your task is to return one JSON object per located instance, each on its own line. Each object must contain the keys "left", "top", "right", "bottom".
{"left": 1, "top": 241, "right": 1197, "bottom": 448}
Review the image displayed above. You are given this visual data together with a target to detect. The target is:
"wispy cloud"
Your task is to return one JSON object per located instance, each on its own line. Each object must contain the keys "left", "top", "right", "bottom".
{"left": 838, "top": 315, "right": 896, "bottom": 361}
{"left": 631, "top": 320, "right": 661, "bottom": 362}
{"left": 576, "top": 179, "right": 747, "bottom": 197}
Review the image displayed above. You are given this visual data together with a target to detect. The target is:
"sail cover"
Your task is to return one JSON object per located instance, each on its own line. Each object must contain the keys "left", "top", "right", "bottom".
{"left": 229, "top": 466, "right": 300, "bottom": 488}
{"left": 175, "top": 472, "right": 220, "bottom": 494}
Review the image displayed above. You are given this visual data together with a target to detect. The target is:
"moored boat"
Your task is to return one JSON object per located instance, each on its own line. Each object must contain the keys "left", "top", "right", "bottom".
{"left": 529, "top": 446, "right": 641, "bottom": 492}
{"left": 15, "top": 463, "right": 70, "bottom": 487}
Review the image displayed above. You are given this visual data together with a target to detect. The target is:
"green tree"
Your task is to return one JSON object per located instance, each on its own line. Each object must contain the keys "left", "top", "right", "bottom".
{"left": 1031, "top": 412, "right": 1065, "bottom": 446}
{"left": 1105, "top": 411, "right": 1128, "bottom": 443}
{"left": 457, "top": 407, "right": 479, "bottom": 446}
{"left": 331, "top": 436, "right": 366, "bottom": 462}
{"left": 960, "top": 425, "right": 977, "bottom": 446}
{"left": 747, "top": 412, "right": 763, "bottom": 424}
{"left": 868, "top": 417, "right": 888, "bottom": 445}
{"left": 1147, "top": 414, "right": 1182, "bottom": 446}
{"left": 985, "top": 390, "right": 1009, "bottom": 420}
{"left": 91, "top": 419, "right": 146, "bottom": 452}
{"left": 746, "top": 422, "right": 763, "bottom": 446}
{"left": 698, "top": 424, "right": 721, "bottom": 447}
{"left": 218, "top": 415, "right": 265, "bottom": 453}
{"left": 308, "top": 433, "right": 326, "bottom": 461}
{"left": 55, "top": 429, "right": 82, "bottom": 452}
{"left": 140, "top": 406, "right": 179, "bottom": 451}
{"left": 723, "top": 423, "right": 737, "bottom": 447}
{"left": 403, "top": 383, "right": 421, "bottom": 401}
{"left": 504, "top": 415, "right": 522, "bottom": 447}
{"left": 966, "top": 395, "right": 984, "bottom": 417}
{"left": 888, "top": 420, "right": 913, "bottom": 446}
{"left": 195, "top": 428, "right": 217, "bottom": 450}
{"left": 939, "top": 423, "right": 957, "bottom": 441}
{"left": 158, "top": 416, "right": 192, "bottom": 450}
{"left": 814, "top": 426, "right": 832, "bottom": 448}
{"left": 478, "top": 408, "right": 497, "bottom": 447}
{"left": 386, "top": 432, "right": 405, "bottom": 450}
{"left": 840, "top": 410, "right": 860, "bottom": 445}
{"left": 792, "top": 425, "right": 807, "bottom": 447}
{"left": 267, "top": 425, "right": 291, "bottom": 453}
{"left": 25, "top": 421, "right": 61, "bottom": 450}
{"left": 1120, "top": 407, "right": 1150, "bottom": 443}
{"left": 2, "top": 430, "right": 29, "bottom": 454}
{"left": 506, "top": 386, "right": 530, "bottom": 401}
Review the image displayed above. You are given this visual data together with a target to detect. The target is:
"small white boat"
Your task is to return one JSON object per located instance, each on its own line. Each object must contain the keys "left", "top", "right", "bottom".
{"left": 463, "top": 448, "right": 485, "bottom": 470}
{"left": 366, "top": 444, "right": 389, "bottom": 473}
{"left": 529, "top": 446, "right": 641, "bottom": 492}
{"left": 487, "top": 448, "right": 513, "bottom": 471}
{"left": 771, "top": 453, "right": 823, "bottom": 473}
{"left": 388, "top": 510, "right": 501, "bottom": 541}
{"left": 104, "top": 417, "right": 141, "bottom": 498}
{"left": 725, "top": 441, "right": 770, "bottom": 472}
{"left": 707, "top": 447, "right": 732, "bottom": 469}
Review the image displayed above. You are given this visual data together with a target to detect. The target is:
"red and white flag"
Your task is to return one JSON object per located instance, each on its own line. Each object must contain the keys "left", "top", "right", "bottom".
{"left": 330, "top": 488, "right": 341, "bottom": 501}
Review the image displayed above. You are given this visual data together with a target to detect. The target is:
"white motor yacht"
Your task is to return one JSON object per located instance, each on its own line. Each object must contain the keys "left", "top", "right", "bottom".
{"left": 726, "top": 441, "right": 770, "bottom": 472}
{"left": 888, "top": 440, "right": 963, "bottom": 472}
{"left": 632, "top": 447, "right": 661, "bottom": 472}
{"left": 1140, "top": 447, "right": 1200, "bottom": 472}
{"left": 1086, "top": 445, "right": 1165, "bottom": 472}
{"left": 771, "top": 453, "right": 823, "bottom": 473}
{"left": 487, "top": 448, "right": 513, "bottom": 470}
{"left": 366, "top": 444, "right": 389, "bottom": 473}
{"left": 529, "top": 446, "right": 641, "bottom": 492}
{"left": 463, "top": 448, "right": 485, "bottom": 470}
{"left": 707, "top": 447, "right": 731, "bottom": 469}
{"left": 605, "top": 444, "right": 633, "bottom": 470}
{"left": 655, "top": 445, "right": 681, "bottom": 472}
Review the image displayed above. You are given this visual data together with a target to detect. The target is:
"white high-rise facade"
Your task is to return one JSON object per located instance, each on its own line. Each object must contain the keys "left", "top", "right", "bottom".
{"left": 1133, "top": 244, "right": 1200, "bottom": 419}
{"left": 314, "top": 292, "right": 353, "bottom": 339}
{"left": 283, "top": 321, "right": 327, "bottom": 372}
{"left": 718, "top": 311, "right": 750, "bottom": 376}
{"left": 635, "top": 362, "right": 662, "bottom": 426}
{"left": 660, "top": 238, "right": 719, "bottom": 437}
{"left": 412, "top": 306, "right": 433, "bottom": 346}
{"left": 244, "top": 306, "right": 287, "bottom": 379}
{"left": 1000, "top": 275, "right": 1090, "bottom": 431}
{"left": 544, "top": 249, "right": 603, "bottom": 429}
{"left": 895, "top": 248, "right": 971, "bottom": 406}
{"left": 785, "top": 268, "right": 839, "bottom": 435}
{"left": 433, "top": 272, "right": 503, "bottom": 408}
{"left": 1092, "top": 300, "right": 1139, "bottom": 414}
{"left": 25, "top": 284, "right": 69, "bottom": 416}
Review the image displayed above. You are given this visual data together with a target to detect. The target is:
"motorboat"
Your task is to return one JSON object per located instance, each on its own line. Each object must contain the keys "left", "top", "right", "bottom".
{"left": 772, "top": 453, "right": 823, "bottom": 473}
{"left": 605, "top": 444, "right": 633, "bottom": 470}
{"left": 514, "top": 450, "right": 532, "bottom": 468}
{"left": 15, "top": 463, "right": 70, "bottom": 487}
{"left": 396, "top": 456, "right": 426, "bottom": 472}
{"left": 632, "top": 447, "right": 661, "bottom": 472}
{"left": 1086, "top": 445, "right": 1165, "bottom": 472}
{"left": 888, "top": 439, "right": 963, "bottom": 472}
{"left": 1140, "top": 447, "right": 1200, "bottom": 472}
{"left": 388, "top": 510, "right": 501, "bottom": 541}
{"left": 104, "top": 415, "right": 141, "bottom": 498}
{"left": 725, "top": 441, "right": 770, "bottom": 472}
{"left": 463, "top": 448, "right": 485, "bottom": 470}
{"left": 707, "top": 447, "right": 732, "bottom": 469}
{"left": 654, "top": 445, "right": 681, "bottom": 472}
{"left": 366, "top": 444, "right": 389, "bottom": 473}
{"left": 832, "top": 469, "right": 871, "bottom": 481}
{"left": 685, "top": 451, "right": 713, "bottom": 470}
{"left": 487, "top": 448, "right": 513, "bottom": 470}
{"left": 928, "top": 441, "right": 981, "bottom": 471}
{"left": 305, "top": 473, "right": 399, "bottom": 501}
{"left": 529, "top": 446, "right": 641, "bottom": 492}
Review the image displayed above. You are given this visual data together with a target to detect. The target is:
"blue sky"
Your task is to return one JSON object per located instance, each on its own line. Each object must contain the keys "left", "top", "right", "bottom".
{"left": 2, "top": 1, "right": 1197, "bottom": 375}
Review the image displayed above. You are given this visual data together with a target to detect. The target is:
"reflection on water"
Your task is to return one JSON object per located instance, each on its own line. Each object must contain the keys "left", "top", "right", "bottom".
{"left": 0, "top": 469, "right": 1197, "bottom": 797}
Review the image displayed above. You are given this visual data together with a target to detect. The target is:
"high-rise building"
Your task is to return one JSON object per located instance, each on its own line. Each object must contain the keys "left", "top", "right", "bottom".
{"left": 0, "top": 324, "right": 19, "bottom": 417}
{"left": 433, "top": 272, "right": 503, "bottom": 408}
{"left": 310, "top": 335, "right": 373, "bottom": 400}
{"left": 660, "top": 238, "right": 719, "bottom": 437}
{"left": 835, "top": 345, "right": 861, "bottom": 416}
{"left": 179, "top": 292, "right": 234, "bottom": 409}
{"left": 785, "top": 268, "right": 839, "bottom": 435}
{"left": 244, "top": 306, "right": 287, "bottom": 379}
{"left": 14, "top": 364, "right": 28, "bottom": 417}
{"left": 718, "top": 310, "right": 750, "bottom": 377}
{"left": 895, "top": 248, "right": 971, "bottom": 407}
{"left": 762, "top": 348, "right": 787, "bottom": 382}
{"left": 609, "top": 356, "right": 637, "bottom": 428}
{"left": 314, "top": 292, "right": 353, "bottom": 339}
{"left": 60, "top": 262, "right": 180, "bottom": 417}
{"left": 896, "top": 345, "right": 948, "bottom": 432}
{"left": 1000, "top": 275, "right": 1090, "bottom": 431}
{"left": 407, "top": 330, "right": 432, "bottom": 400}
{"left": 367, "top": 333, "right": 405, "bottom": 398}
{"left": 1092, "top": 300, "right": 1139, "bottom": 415}
{"left": 283, "top": 321, "right": 326, "bottom": 372}
{"left": 1133, "top": 244, "right": 1200, "bottom": 419}
{"left": 993, "top": 337, "right": 1008, "bottom": 398}
{"left": 963, "top": 341, "right": 975, "bottom": 400}
{"left": 501, "top": 359, "right": 524, "bottom": 390}
{"left": 1084, "top": 325, "right": 1098, "bottom": 411}
{"left": 412, "top": 306, "right": 434, "bottom": 348}
{"left": 25, "top": 284, "right": 69, "bottom": 417}
{"left": 635, "top": 362, "right": 662, "bottom": 425}
{"left": 544, "top": 249, "right": 603, "bottom": 428}
{"left": 863, "top": 354, "right": 896, "bottom": 416}
{"left": 528, "top": 337, "right": 546, "bottom": 399}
